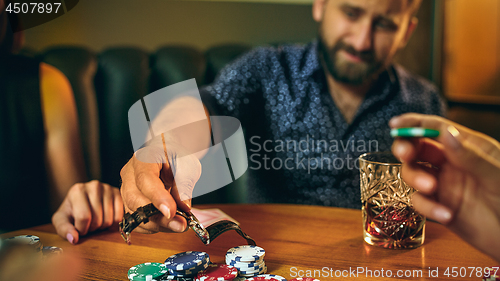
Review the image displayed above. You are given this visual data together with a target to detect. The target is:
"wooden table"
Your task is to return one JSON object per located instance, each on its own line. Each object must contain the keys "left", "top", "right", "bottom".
{"left": 2, "top": 204, "right": 497, "bottom": 280}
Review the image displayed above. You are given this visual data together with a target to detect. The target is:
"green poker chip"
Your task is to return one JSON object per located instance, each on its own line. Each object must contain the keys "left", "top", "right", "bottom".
{"left": 128, "top": 262, "right": 168, "bottom": 281}
{"left": 390, "top": 127, "right": 440, "bottom": 138}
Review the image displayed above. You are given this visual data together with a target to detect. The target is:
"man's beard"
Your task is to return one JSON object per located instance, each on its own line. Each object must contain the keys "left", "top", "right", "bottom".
{"left": 318, "top": 32, "right": 384, "bottom": 86}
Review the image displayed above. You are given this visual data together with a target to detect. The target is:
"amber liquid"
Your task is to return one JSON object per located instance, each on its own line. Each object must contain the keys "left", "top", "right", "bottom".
{"left": 363, "top": 201, "right": 425, "bottom": 248}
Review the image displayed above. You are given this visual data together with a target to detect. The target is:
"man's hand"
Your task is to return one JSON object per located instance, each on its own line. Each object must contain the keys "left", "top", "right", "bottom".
{"left": 390, "top": 113, "right": 500, "bottom": 262}
{"left": 52, "top": 180, "right": 123, "bottom": 244}
{"left": 119, "top": 143, "right": 202, "bottom": 234}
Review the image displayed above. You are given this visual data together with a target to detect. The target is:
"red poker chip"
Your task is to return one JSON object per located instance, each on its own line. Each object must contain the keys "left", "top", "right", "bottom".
{"left": 197, "top": 264, "right": 238, "bottom": 281}
{"left": 246, "top": 275, "right": 286, "bottom": 281}
{"left": 289, "top": 278, "right": 321, "bottom": 281}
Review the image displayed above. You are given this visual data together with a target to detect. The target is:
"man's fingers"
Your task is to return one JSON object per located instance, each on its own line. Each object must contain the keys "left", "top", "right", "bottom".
{"left": 136, "top": 214, "right": 188, "bottom": 234}
{"left": 393, "top": 138, "right": 446, "bottom": 166}
{"left": 168, "top": 154, "right": 201, "bottom": 212}
{"left": 51, "top": 202, "right": 80, "bottom": 245}
{"left": 440, "top": 126, "right": 500, "bottom": 180}
{"left": 113, "top": 187, "right": 124, "bottom": 223}
{"left": 401, "top": 162, "right": 437, "bottom": 194}
{"left": 412, "top": 193, "right": 453, "bottom": 225}
{"left": 132, "top": 151, "right": 177, "bottom": 219}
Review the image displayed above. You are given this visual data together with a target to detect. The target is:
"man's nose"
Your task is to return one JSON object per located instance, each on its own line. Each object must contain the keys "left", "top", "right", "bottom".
{"left": 350, "top": 20, "right": 373, "bottom": 52}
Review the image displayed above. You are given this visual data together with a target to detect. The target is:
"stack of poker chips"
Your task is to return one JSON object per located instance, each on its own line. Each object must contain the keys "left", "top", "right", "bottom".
{"left": 225, "top": 245, "right": 267, "bottom": 278}
{"left": 164, "top": 251, "right": 211, "bottom": 279}
{"left": 196, "top": 264, "right": 238, "bottom": 281}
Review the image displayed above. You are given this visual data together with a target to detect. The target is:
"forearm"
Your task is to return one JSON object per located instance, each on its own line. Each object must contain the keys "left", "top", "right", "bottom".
{"left": 45, "top": 132, "right": 87, "bottom": 210}
{"left": 148, "top": 96, "right": 212, "bottom": 160}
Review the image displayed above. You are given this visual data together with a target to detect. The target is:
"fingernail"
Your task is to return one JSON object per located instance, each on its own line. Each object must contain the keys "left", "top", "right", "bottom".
{"left": 168, "top": 219, "right": 187, "bottom": 233}
{"left": 394, "top": 142, "right": 406, "bottom": 159}
{"left": 415, "top": 176, "right": 433, "bottom": 191}
{"left": 160, "top": 204, "right": 171, "bottom": 219}
{"left": 445, "top": 126, "right": 461, "bottom": 151}
{"left": 389, "top": 116, "right": 400, "bottom": 127}
{"left": 432, "top": 206, "right": 452, "bottom": 224}
{"left": 66, "top": 233, "right": 74, "bottom": 244}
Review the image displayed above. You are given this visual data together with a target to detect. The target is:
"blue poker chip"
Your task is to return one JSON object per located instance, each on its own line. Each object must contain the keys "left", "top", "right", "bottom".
{"left": 233, "top": 263, "right": 265, "bottom": 273}
{"left": 160, "top": 274, "right": 195, "bottom": 281}
{"left": 226, "top": 246, "right": 265, "bottom": 263}
{"left": 169, "top": 257, "right": 209, "bottom": 274}
{"left": 165, "top": 252, "right": 210, "bottom": 272}
{"left": 169, "top": 262, "right": 209, "bottom": 277}
{"left": 225, "top": 259, "right": 264, "bottom": 269}
{"left": 238, "top": 266, "right": 267, "bottom": 276}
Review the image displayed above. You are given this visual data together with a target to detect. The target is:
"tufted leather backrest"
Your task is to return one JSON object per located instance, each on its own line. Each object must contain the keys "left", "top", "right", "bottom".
{"left": 39, "top": 44, "right": 250, "bottom": 187}
{"left": 35, "top": 44, "right": 500, "bottom": 199}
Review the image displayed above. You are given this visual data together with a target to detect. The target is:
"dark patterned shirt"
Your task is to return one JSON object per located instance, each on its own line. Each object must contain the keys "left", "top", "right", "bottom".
{"left": 200, "top": 40, "right": 446, "bottom": 208}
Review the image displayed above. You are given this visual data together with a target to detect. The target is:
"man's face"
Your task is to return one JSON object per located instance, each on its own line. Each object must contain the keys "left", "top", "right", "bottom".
{"left": 314, "top": 0, "right": 417, "bottom": 85}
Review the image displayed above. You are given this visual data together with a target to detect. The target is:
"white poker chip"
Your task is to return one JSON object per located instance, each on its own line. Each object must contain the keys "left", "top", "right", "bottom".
{"left": 5, "top": 235, "right": 42, "bottom": 251}
{"left": 225, "top": 258, "right": 264, "bottom": 269}
{"left": 42, "top": 246, "right": 63, "bottom": 256}
{"left": 226, "top": 246, "right": 265, "bottom": 263}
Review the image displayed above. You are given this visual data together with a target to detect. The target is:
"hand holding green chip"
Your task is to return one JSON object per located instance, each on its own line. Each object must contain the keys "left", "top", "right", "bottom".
{"left": 389, "top": 113, "right": 500, "bottom": 263}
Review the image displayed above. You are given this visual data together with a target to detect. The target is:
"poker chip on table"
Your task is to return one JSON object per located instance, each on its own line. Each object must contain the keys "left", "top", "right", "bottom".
{"left": 169, "top": 261, "right": 210, "bottom": 277}
{"left": 128, "top": 262, "right": 168, "bottom": 281}
{"left": 226, "top": 246, "right": 265, "bottom": 262}
{"left": 238, "top": 266, "right": 267, "bottom": 277}
{"left": 165, "top": 251, "right": 210, "bottom": 271}
{"left": 42, "top": 246, "right": 63, "bottom": 256}
{"left": 225, "top": 245, "right": 267, "bottom": 277}
{"left": 289, "top": 278, "right": 320, "bottom": 281}
{"left": 163, "top": 251, "right": 211, "bottom": 278}
{"left": 226, "top": 258, "right": 264, "bottom": 268}
{"left": 246, "top": 274, "right": 286, "bottom": 281}
{"left": 196, "top": 263, "right": 238, "bottom": 281}
{"left": 5, "top": 235, "right": 42, "bottom": 252}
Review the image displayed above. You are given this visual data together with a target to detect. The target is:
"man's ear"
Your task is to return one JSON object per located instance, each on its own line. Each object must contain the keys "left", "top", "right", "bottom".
{"left": 312, "top": 0, "right": 327, "bottom": 23}
{"left": 400, "top": 17, "right": 418, "bottom": 48}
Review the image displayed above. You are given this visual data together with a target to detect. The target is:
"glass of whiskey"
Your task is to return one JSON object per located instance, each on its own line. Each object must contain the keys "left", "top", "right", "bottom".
{"left": 359, "top": 152, "right": 425, "bottom": 249}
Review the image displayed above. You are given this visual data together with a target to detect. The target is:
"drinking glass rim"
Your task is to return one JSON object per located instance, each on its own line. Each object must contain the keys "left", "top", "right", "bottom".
{"left": 358, "top": 151, "right": 402, "bottom": 166}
